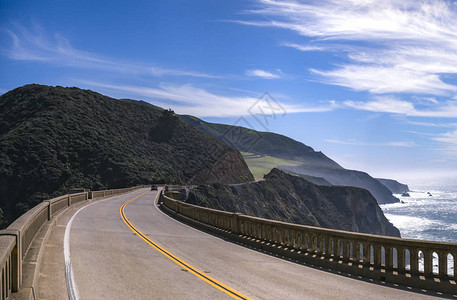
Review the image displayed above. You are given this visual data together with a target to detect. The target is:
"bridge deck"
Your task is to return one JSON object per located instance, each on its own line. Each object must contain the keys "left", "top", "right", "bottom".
{"left": 37, "top": 188, "right": 440, "bottom": 299}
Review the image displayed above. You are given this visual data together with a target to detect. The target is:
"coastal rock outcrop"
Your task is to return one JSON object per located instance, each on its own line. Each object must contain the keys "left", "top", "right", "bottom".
{"left": 187, "top": 168, "right": 400, "bottom": 237}
{"left": 377, "top": 178, "right": 410, "bottom": 194}
{"left": 279, "top": 164, "right": 399, "bottom": 204}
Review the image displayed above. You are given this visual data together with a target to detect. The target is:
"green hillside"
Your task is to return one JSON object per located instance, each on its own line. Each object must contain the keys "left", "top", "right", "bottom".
{"left": 180, "top": 115, "right": 342, "bottom": 168}
{"left": 241, "top": 154, "right": 303, "bottom": 178}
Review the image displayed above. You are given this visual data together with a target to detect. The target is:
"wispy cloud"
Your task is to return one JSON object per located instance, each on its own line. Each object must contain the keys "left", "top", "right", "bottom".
{"left": 433, "top": 130, "right": 457, "bottom": 145}
{"left": 1, "top": 23, "right": 217, "bottom": 78}
{"left": 311, "top": 65, "right": 457, "bottom": 95}
{"left": 432, "top": 130, "right": 457, "bottom": 157}
{"left": 399, "top": 119, "right": 457, "bottom": 128}
{"left": 238, "top": 0, "right": 457, "bottom": 96}
{"left": 246, "top": 69, "right": 281, "bottom": 79}
{"left": 80, "top": 81, "right": 337, "bottom": 117}
{"left": 281, "top": 43, "right": 324, "bottom": 52}
{"left": 344, "top": 96, "right": 457, "bottom": 118}
{"left": 325, "top": 139, "right": 416, "bottom": 147}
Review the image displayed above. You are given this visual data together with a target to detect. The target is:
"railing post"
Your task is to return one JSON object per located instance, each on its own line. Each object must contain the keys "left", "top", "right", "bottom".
{"left": 373, "top": 245, "right": 381, "bottom": 269}
{"left": 424, "top": 250, "right": 433, "bottom": 277}
{"left": 45, "top": 200, "right": 52, "bottom": 220}
{"left": 0, "top": 230, "right": 21, "bottom": 292}
{"left": 385, "top": 246, "right": 393, "bottom": 271}
{"left": 362, "top": 242, "right": 370, "bottom": 266}
{"left": 410, "top": 249, "right": 419, "bottom": 275}
{"left": 335, "top": 239, "right": 342, "bottom": 259}
{"left": 397, "top": 247, "right": 405, "bottom": 273}
{"left": 454, "top": 252, "right": 457, "bottom": 278}
{"left": 342, "top": 240, "right": 350, "bottom": 262}
{"left": 319, "top": 236, "right": 325, "bottom": 255}
{"left": 438, "top": 250, "right": 447, "bottom": 278}
{"left": 355, "top": 242, "right": 361, "bottom": 262}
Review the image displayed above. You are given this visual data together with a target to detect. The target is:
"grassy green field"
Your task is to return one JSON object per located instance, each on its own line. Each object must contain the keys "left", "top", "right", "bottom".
{"left": 241, "top": 153, "right": 303, "bottom": 178}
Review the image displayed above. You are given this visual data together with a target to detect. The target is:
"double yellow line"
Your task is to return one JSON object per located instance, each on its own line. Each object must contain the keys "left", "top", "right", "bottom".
{"left": 120, "top": 191, "right": 251, "bottom": 300}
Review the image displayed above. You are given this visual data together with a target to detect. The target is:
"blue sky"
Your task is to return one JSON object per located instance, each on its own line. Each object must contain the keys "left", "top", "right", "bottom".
{"left": 1, "top": 0, "right": 457, "bottom": 180}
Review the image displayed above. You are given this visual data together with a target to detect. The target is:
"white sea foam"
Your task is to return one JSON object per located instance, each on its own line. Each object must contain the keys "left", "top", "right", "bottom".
{"left": 380, "top": 177, "right": 457, "bottom": 275}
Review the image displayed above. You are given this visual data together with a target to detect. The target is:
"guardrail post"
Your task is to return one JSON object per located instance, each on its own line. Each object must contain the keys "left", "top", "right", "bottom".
{"left": 397, "top": 247, "right": 405, "bottom": 273}
{"left": 230, "top": 213, "right": 241, "bottom": 234}
{"left": 45, "top": 200, "right": 52, "bottom": 220}
{"left": 0, "top": 229, "right": 21, "bottom": 292}
{"left": 362, "top": 242, "right": 370, "bottom": 266}
{"left": 424, "top": 250, "right": 433, "bottom": 278}
{"left": 410, "top": 248, "right": 418, "bottom": 275}
{"left": 68, "top": 195, "right": 71, "bottom": 207}
{"left": 385, "top": 246, "right": 393, "bottom": 270}
{"left": 437, "top": 250, "right": 447, "bottom": 278}
{"left": 373, "top": 245, "right": 381, "bottom": 269}
{"left": 177, "top": 201, "right": 182, "bottom": 214}
{"left": 335, "top": 239, "right": 341, "bottom": 259}
{"left": 342, "top": 240, "right": 350, "bottom": 262}
{"left": 454, "top": 251, "right": 457, "bottom": 278}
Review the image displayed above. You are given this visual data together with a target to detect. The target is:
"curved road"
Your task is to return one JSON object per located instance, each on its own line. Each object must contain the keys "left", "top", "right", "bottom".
{"left": 37, "top": 188, "right": 442, "bottom": 299}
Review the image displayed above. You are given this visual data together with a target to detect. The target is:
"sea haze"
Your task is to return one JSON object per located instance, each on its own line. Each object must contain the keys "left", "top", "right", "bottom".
{"left": 380, "top": 177, "right": 457, "bottom": 243}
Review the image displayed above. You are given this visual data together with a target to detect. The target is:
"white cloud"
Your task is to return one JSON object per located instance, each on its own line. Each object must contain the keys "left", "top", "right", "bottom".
{"left": 311, "top": 65, "right": 457, "bottom": 95}
{"left": 281, "top": 43, "right": 324, "bottom": 52}
{"left": 399, "top": 119, "right": 457, "bottom": 128}
{"left": 246, "top": 69, "right": 281, "bottom": 79}
{"left": 239, "top": 0, "right": 457, "bottom": 96}
{"left": 80, "top": 81, "right": 338, "bottom": 117}
{"left": 432, "top": 130, "right": 457, "bottom": 157}
{"left": 344, "top": 96, "right": 457, "bottom": 117}
{"left": 1, "top": 23, "right": 217, "bottom": 78}
{"left": 433, "top": 130, "right": 457, "bottom": 145}
{"left": 325, "top": 139, "right": 416, "bottom": 147}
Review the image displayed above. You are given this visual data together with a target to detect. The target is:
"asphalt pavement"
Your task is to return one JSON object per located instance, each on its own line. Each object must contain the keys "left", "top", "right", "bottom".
{"left": 37, "top": 188, "right": 444, "bottom": 299}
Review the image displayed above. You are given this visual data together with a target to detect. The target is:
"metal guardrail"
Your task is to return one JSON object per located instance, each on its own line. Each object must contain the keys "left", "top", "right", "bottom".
{"left": 162, "top": 193, "right": 457, "bottom": 295}
{"left": 0, "top": 185, "right": 147, "bottom": 299}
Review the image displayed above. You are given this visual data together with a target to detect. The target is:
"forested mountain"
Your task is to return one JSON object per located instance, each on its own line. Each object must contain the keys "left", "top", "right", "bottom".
{"left": 0, "top": 85, "right": 253, "bottom": 228}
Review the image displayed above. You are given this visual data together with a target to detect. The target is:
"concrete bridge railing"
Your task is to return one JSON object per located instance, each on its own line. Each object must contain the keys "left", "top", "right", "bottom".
{"left": 162, "top": 193, "right": 457, "bottom": 295}
{"left": 0, "top": 185, "right": 147, "bottom": 300}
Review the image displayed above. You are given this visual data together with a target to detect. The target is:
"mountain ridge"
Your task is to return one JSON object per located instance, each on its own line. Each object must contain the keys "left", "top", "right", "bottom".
{"left": 179, "top": 115, "right": 342, "bottom": 169}
{"left": 180, "top": 115, "right": 401, "bottom": 204}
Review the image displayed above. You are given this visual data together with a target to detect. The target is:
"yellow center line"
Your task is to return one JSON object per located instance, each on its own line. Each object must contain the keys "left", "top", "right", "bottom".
{"left": 120, "top": 191, "right": 252, "bottom": 300}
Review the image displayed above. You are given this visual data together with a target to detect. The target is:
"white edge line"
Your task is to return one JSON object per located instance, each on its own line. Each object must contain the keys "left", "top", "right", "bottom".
{"left": 63, "top": 189, "right": 147, "bottom": 300}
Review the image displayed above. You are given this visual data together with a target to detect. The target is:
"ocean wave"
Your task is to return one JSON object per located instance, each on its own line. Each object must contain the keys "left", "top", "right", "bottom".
{"left": 381, "top": 181, "right": 457, "bottom": 243}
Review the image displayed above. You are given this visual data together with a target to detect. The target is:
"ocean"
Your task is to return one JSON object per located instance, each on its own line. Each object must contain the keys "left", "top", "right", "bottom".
{"left": 379, "top": 177, "right": 457, "bottom": 275}
{"left": 380, "top": 177, "right": 457, "bottom": 243}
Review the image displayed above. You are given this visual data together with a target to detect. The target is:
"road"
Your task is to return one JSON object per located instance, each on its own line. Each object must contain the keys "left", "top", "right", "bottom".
{"left": 37, "top": 188, "right": 443, "bottom": 299}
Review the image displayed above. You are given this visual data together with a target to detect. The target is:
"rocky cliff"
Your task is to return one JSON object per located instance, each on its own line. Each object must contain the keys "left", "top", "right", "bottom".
{"left": 376, "top": 178, "right": 410, "bottom": 194}
{"left": 0, "top": 84, "right": 253, "bottom": 228}
{"left": 187, "top": 168, "right": 400, "bottom": 237}
{"left": 279, "top": 164, "right": 399, "bottom": 204}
